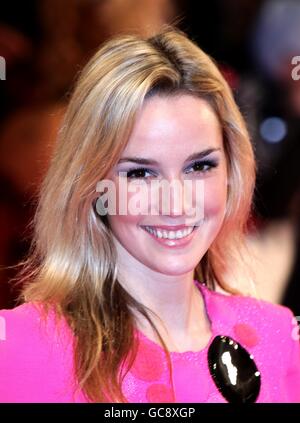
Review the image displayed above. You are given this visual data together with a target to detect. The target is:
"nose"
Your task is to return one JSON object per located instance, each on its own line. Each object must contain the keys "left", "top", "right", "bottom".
{"left": 156, "top": 177, "right": 195, "bottom": 217}
{"left": 164, "top": 180, "right": 184, "bottom": 216}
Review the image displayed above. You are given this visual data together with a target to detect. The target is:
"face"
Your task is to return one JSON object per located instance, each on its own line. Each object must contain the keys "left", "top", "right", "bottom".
{"left": 104, "top": 94, "right": 228, "bottom": 277}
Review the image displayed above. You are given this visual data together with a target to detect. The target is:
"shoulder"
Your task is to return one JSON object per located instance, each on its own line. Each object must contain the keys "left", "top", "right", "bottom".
{"left": 0, "top": 301, "right": 43, "bottom": 329}
{"left": 0, "top": 301, "right": 74, "bottom": 363}
{"left": 0, "top": 302, "right": 42, "bottom": 347}
{"left": 0, "top": 302, "right": 79, "bottom": 402}
{"left": 201, "top": 282, "right": 295, "bottom": 332}
{"left": 199, "top": 282, "right": 298, "bottom": 364}
{"left": 0, "top": 301, "right": 72, "bottom": 345}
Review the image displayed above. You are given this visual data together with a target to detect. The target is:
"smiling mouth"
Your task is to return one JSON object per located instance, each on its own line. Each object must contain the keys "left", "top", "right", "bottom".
{"left": 140, "top": 222, "right": 202, "bottom": 240}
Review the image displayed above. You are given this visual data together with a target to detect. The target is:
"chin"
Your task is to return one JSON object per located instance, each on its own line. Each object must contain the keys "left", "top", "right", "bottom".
{"left": 146, "top": 260, "right": 199, "bottom": 277}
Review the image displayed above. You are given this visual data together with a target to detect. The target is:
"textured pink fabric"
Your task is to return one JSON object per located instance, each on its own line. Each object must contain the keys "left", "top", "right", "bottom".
{"left": 0, "top": 280, "right": 300, "bottom": 402}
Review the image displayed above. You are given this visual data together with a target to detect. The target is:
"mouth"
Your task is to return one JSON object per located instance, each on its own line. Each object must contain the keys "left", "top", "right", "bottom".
{"left": 140, "top": 220, "right": 204, "bottom": 248}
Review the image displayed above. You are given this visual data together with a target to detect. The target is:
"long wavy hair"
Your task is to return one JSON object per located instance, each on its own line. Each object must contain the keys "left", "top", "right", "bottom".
{"left": 14, "top": 25, "right": 256, "bottom": 402}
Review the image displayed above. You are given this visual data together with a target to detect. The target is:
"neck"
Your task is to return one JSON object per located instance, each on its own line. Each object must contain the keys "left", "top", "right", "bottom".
{"left": 116, "top": 249, "right": 212, "bottom": 352}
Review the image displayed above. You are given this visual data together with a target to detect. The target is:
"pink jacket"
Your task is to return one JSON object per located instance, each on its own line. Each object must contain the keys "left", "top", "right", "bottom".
{"left": 0, "top": 280, "right": 300, "bottom": 402}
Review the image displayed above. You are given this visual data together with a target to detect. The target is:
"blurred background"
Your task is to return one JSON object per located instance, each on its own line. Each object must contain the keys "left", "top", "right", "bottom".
{"left": 0, "top": 0, "right": 299, "bottom": 315}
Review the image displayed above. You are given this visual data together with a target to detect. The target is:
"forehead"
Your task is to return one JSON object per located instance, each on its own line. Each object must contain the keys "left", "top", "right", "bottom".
{"left": 123, "top": 94, "right": 223, "bottom": 156}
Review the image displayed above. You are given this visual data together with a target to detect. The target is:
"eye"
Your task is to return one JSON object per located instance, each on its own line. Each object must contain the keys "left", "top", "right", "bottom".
{"left": 121, "top": 167, "right": 155, "bottom": 179}
{"left": 185, "top": 159, "right": 219, "bottom": 174}
{"left": 119, "top": 159, "right": 219, "bottom": 179}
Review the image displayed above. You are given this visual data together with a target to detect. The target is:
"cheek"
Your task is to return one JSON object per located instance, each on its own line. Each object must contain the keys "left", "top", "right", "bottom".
{"left": 203, "top": 176, "right": 227, "bottom": 218}
{"left": 108, "top": 213, "right": 139, "bottom": 230}
{"left": 107, "top": 180, "right": 148, "bottom": 229}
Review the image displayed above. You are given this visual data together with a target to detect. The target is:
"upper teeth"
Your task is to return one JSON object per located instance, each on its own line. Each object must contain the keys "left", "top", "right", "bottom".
{"left": 143, "top": 225, "right": 195, "bottom": 239}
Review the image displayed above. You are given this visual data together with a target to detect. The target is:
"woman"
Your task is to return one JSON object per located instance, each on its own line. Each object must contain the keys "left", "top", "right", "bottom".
{"left": 0, "top": 26, "right": 299, "bottom": 403}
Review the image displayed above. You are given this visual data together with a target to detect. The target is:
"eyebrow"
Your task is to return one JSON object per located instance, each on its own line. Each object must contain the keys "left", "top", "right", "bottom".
{"left": 117, "top": 148, "right": 222, "bottom": 165}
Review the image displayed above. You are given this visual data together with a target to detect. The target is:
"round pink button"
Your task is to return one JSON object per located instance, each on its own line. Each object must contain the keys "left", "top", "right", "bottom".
{"left": 146, "top": 383, "right": 175, "bottom": 402}
{"left": 233, "top": 323, "right": 259, "bottom": 347}
{"left": 130, "top": 338, "right": 165, "bottom": 382}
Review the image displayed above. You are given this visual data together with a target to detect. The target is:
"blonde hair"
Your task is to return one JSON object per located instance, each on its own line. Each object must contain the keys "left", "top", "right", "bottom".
{"left": 15, "top": 25, "right": 256, "bottom": 402}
